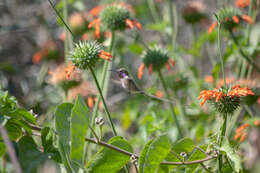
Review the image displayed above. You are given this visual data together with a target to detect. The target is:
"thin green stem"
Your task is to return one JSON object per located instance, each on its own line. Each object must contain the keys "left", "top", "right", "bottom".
{"left": 89, "top": 66, "right": 117, "bottom": 136}
{"left": 158, "top": 70, "right": 183, "bottom": 138}
{"left": 230, "top": 30, "right": 260, "bottom": 73}
{"left": 217, "top": 114, "right": 227, "bottom": 172}
{"left": 168, "top": 0, "right": 177, "bottom": 49}
{"left": 146, "top": 0, "right": 160, "bottom": 23}
{"left": 217, "top": 22, "right": 226, "bottom": 88}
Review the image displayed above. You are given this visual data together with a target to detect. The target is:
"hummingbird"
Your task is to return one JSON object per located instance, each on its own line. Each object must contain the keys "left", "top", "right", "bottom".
{"left": 111, "top": 68, "right": 175, "bottom": 103}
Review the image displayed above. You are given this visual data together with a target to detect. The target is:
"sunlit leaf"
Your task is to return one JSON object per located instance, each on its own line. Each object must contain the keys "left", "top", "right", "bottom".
{"left": 86, "top": 136, "right": 133, "bottom": 173}
{"left": 139, "top": 135, "right": 171, "bottom": 173}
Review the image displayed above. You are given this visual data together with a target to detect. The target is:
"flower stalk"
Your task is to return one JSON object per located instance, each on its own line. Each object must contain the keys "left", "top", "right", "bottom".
{"left": 158, "top": 70, "right": 183, "bottom": 138}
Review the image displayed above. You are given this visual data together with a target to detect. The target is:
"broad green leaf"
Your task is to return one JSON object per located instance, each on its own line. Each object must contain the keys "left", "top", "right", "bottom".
{"left": 86, "top": 136, "right": 133, "bottom": 173}
{"left": 18, "top": 135, "right": 51, "bottom": 173}
{"left": 55, "top": 103, "right": 74, "bottom": 172}
{"left": 139, "top": 135, "right": 171, "bottom": 173}
{"left": 220, "top": 139, "right": 242, "bottom": 173}
{"left": 145, "top": 21, "right": 168, "bottom": 32}
{"left": 0, "top": 142, "right": 6, "bottom": 157}
{"left": 55, "top": 103, "right": 73, "bottom": 155}
{"left": 41, "top": 127, "right": 61, "bottom": 163}
{"left": 129, "top": 43, "right": 144, "bottom": 54}
{"left": 172, "top": 138, "right": 195, "bottom": 155}
{"left": 70, "top": 95, "right": 90, "bottom": 169}
{"left": 14, "top": 108, "right": 36, "bottom": 124}
{"left": 5, "top": 121, "right": 22, "bottom": 141}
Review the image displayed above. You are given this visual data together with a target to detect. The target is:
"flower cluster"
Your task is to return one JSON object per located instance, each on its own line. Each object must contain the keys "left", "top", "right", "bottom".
{"left": 138, "top": 47, "right": 175, "bottom": 79}
{"left": 208, "top": 7, "right": 253, "bottom": 34}
{"left": 198, "top": 85, "right": 254, "bottom": 114}
{"left": 233, "top": 120, "right": 259, "bottom": 142}
{"left": 235, "top": 0, "right": 250, "bottom": 8}
{"left": 88, "top": 3, "right": 141, "bottom": 38}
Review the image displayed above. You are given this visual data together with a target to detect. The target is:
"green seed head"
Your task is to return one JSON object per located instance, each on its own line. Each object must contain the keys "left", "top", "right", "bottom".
{"left": 100, "top": 5, "right": 131, "bottom": 31}
{"left": 216, "top": 7, "right": 242, "bottom": 30}
{"left": 70, "top": 41, "right": 102, "bottom": 70}
{"left": 142, "top": 47, "right": 170, "bottom": 71}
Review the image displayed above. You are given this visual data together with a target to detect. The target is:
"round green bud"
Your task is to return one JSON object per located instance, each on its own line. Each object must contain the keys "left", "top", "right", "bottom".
{"left": 70, "top": 41, "right": 102, "bottom": 70}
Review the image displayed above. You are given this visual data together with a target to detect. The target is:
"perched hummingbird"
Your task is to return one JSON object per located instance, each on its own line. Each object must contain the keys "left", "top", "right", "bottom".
{"left": 111, "top": 68, "right": 175, "bottom": 103}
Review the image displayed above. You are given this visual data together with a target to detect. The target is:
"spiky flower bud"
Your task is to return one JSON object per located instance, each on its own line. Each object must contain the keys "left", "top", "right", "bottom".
{"left": 70, "top": 41, "right": 112, "bottom": 70}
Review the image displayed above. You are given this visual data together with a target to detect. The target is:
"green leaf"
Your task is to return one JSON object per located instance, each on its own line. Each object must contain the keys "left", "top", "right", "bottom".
{"left": 220, "top": 139, "right": 242, "bottom": 173}
{"left": 186, "top": 145, "right": 208, "bottom": 173}
{"left": 70, "top": 94, "right": 90, "bottom": 169}
{"left": 145, "top": 21, "right": 168, "bottom": 32}
{"left": 172, "top": 138, "right": 195, "bottom": 155}
{"left": 139, "top": 135, "right": 171, "bottom": 173}
{"left": 41, "top": 127, "right": 61, "bottom": 163}
{"left": 55, "top": 103, "right": 73, "bottom": 155}
{"left": 18, "top": 135, "right": 51, "bottom": 173}
{"left": 14, "top": 108, "right": 36, "bottom": 124}
{"left": 4, "top": 121, "right": 22, "bottom": 141}
{"left": 55, "top": 103, "right": 74, "bottom": 172}
{"left": 86, "top": 136, "right": 133, "bottom": 173}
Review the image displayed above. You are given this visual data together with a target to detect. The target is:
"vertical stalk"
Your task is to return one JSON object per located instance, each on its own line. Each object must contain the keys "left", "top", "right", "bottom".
{"left": 89, "top": 66, "right": 117, "bottom": 136}
{"left": 146, "top": 0, "right": 160, "bottom": 23}
{"left": 217, "top": 23, "right": 226, "bottom": 88}
{"left": 158, "top": 70, "right": 183, "bottom": 138}
{"left": 63, "top": 0, "right": 73, "bottom": 62}
{"left": 217, "top": 114, "right": 227, "bottom": 172}
{"left": 91, "top": 32, "right": 115, "bottom": 127}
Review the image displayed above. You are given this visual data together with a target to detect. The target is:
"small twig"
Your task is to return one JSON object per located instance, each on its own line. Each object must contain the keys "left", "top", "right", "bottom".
{"left": 134, "top": 164, "right": 139, "bottom": 173}
{"left": 28, "top": 124, "right": 218, "bottom": 166}
{"left": 170, "top": 151, "right": 184, "bottom": 163}
{"left": 0, "top": 126, "right": 22, "bottom": 173}
{"left": 89, "top": 126, "right": 99, "bottom": 143}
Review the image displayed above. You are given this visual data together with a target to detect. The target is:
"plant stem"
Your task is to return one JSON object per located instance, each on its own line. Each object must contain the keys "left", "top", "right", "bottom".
{"left": 217, "top": 114, "right": 227, "bottom": 172}
{"left": 168, "top": 0, "right": 177, "bottom": 50}
{"left": 217, "top": 22, "right": 226, "bottom": 88}
{"left": 230, "top": 30, "right": 260, "bottom": 73}
{"left": 146, "top": 0, "right": 160, "bottom": 23}
{"left": 91, "top": 32, "right": 115, "bottom": 125}
{"left": 158, "top": 70, "right": 183, "bottom": 138}
{"left": 30, "top": 124, "right": 218, "bottom": 166}
{"left": 89, "top": 66, "right": 117, "bottom": 136}
{"left": 0, "top": 126, "right": 22, "bottom": 173}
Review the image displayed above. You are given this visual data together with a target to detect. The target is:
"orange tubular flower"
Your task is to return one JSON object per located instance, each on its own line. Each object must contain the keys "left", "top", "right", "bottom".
{"left": 233, "top": 123, "right": 250, "bottom": 142}
{"left": 241, "top": 15, "right": 254, "bottom": 24}
{"left": 88, "top": 18, "right": 101, "bottom": 38}
{"left": 155, "top": 90, "right": 164, "bottom": 98}
{"left": 254, "top": 120, "right": 259, "bottom": 126}
{"left": 204, "top": 75, "right": 214, "bottom": 84}
{"left": 235, "top": 0, "right": 250, "bottom": 8}
{"left": 138, "top": 63, "right": 145, "bottom": 79}
{"left": 125, "top": 19, "right": 142, "bottom": 30}
{"left": 232, "top": 16, "right": 240, "bottom": 23}
{"left": 87, "top": 96, "right": 94, "bottom": 109}
{"left": 65, "top": 62, "right": 76, "bottom": 79}
{"left": 99, "top": 50, "right": 112, "bottom": 61}
{"left": 239, "top": 132, "right": 247, "bottom": 142}
{"left": 89, "top": 5, "right": 104, "bottom": 17}
{"left": 165, "top": 63, "right": 171, "bottom": 71}
{"left": 198, "top": 85, "right": 254, "bottom": 114}
{"left": 32, "top": 51, "right": 44, "bottom": 64}
{"left": 208, "top": 22, "right": 217, "bottom": 34}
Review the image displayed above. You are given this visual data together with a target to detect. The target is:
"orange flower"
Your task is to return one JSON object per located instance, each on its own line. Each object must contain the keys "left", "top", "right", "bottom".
{"left": 239, "top": 132, "right": 247, "bottom": 142}
{"left": 235, "top": 0, "right": 250, "bottom": 8}
{"left": 99, "top": 50, "right": 112, "bottom": 61}
{"left": 169, "top": 59, "right": 175, "bottom": 67}
{"left": 155, "top": 90, "right": 164, "bottom": 98}
{"left": 89, "top": 5, "right": 104, "bottom": 17}
{"left": 204, "top": 75, "right": 214, "bottom": 84}
{"left": 198, "top": 85, "right": 254, "bottom": 107}
{"left": 87, "top": 96, "right": 94, "bottom": 108}
{"left": 241, "top": 15, "right": 254, "bottom": 24}
{"left": 125, "top": 19, "right": 142, "bottom": 30}
{"left": 254, "top": 120, "right": 259, "bottom": 126}
{"left": 69, "top": 13, "right": 85, "bottom": 28}
{"left": 165, "top": 63, "right": 171, "bottom": 71}
{"left": 32, "top": 51, "right": 44, "bottom": 64}
{"left": 232, "top": 16, "right": 240, "bottom": 24}
{"left": 208, "top": 22, "right": 217, "bottom": 34}
{"left": 65, "top": 62, "right": 76, "bottom": 79}
{"left": 138, "top": 63, "right": 145, "bottom": 79}
{"left": 81, "top": 32, "right": 88, "bottom": 41}
{"left": 88, "top": 18, "right": 101, "bottom": 38}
